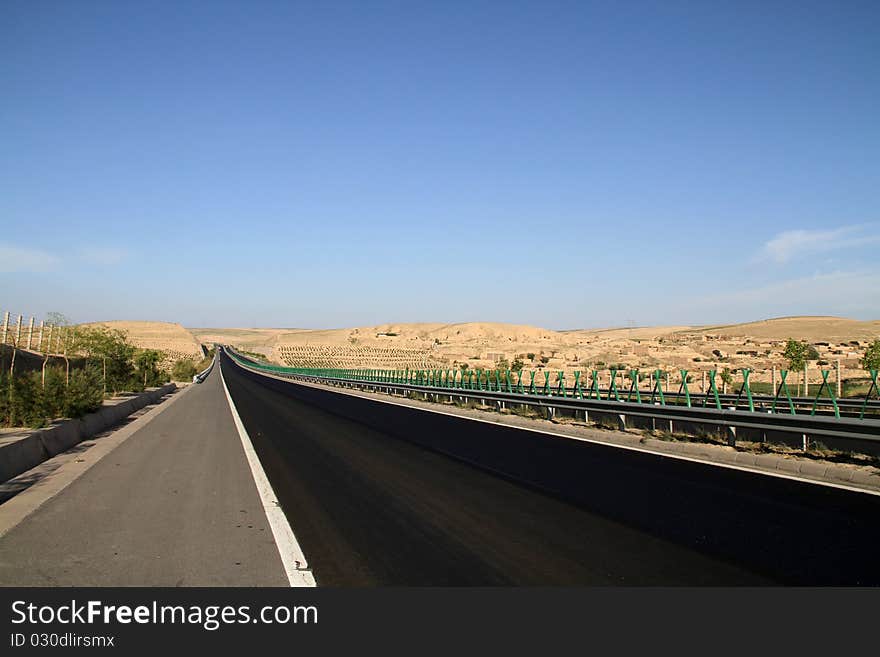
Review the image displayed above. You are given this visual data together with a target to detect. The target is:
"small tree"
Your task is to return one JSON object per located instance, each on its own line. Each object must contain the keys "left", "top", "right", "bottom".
{"left": 135, "top": 349, "right": 163, "bottom": 388}
{"left": 511, "top": 357, "right": 525, "bottom": 373}
{"left": 783, "top": 338, "right": 809, "bottom": 395}
{"left": 861, "top": 339, "right": 880, "bottom": 373}
{"left": 720, "top": 367, "right": 733, "bottom": 394}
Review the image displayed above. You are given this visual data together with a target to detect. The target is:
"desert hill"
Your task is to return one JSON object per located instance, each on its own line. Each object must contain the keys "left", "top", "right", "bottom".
{"left": 83, "top": 321, "right": 205, "bottom": 364}
{"left": 190, "top": 316, "right": 878, "bottom": 385}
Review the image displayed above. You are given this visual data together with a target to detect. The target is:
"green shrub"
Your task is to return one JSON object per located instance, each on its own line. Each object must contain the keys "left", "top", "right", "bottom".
{"left": 172, "top": 359, "right": 199, "bottom": 381}
{"left": 63, "top": 365, "right": 104, "bottom": 417}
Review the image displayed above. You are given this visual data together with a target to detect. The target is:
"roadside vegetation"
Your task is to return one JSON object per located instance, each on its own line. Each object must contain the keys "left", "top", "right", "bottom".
{"left": 0, "top": 315, "right": 179, "bottom": 429}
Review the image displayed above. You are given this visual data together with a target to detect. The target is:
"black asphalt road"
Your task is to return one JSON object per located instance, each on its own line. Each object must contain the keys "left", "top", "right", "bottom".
{"left": 222, "top": 350, "right": 880, "bottom": 586}
{"left": 0, "top": 366, "right": 288, "bottom": 586}
{"left": 220, "top": 353, "right": 767, "bottom": 585}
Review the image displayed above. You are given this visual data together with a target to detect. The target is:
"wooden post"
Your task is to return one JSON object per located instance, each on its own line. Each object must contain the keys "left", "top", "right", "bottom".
{"left": 26, "top": 316, "right": 34, "bottom": 349}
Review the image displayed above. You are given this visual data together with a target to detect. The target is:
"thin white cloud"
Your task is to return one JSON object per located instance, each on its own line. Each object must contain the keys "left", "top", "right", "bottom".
{"left": 0, "top": 244, "right": 60, "bottom": 273}
{"left": 78, "top": 247, "right": 128, "bottom": 266}
{"left": 758, "top": 225, "right": 880, "bottom": 264}
{"left": 691, "top": 270, "right": 880, "bottom": 319}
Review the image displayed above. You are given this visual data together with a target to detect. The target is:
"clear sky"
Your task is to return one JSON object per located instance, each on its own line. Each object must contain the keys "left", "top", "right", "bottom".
{"left": 2, "top": 0, "right": 878, "bottom": 329}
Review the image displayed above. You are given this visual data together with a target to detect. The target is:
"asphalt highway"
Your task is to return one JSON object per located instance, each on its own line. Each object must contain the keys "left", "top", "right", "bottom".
{"left": 220, "top": 353, "right": 777, "bottom": 585}
{"left": 2, "top": 349, "right": 876, "bottom": 586}
{"left": 222, "top": 350, "right": 880, "bottom": 585}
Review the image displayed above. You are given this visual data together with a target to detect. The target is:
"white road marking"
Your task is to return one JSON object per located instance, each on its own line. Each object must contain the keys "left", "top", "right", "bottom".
{"left": 218, "top": 355, "right": 316, "bottom": 587}
{"left": 231, "top": 357, "right": 880, "bottom": 498}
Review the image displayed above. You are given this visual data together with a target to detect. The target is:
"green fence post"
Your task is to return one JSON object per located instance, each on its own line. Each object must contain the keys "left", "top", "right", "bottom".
{"left": 811, "top": 370, "right": 840, "bottom": 418}
{"left": 573, "top": 371, "right": 584, "bottom": 399}
{"left": 677, "top": 369, "right": 691, "bottom": 407}
{"left": 528, "top": 371, "right": 537, "bottom": 395}
{"left": 543, "top": 371, "right": 551, "bottom": 396}
{"left": 608, "top": 368, "right": 619, "bottom": 401}
{"left": 589, "top": 370, "right": 600, "bottom": 399}
{"left": 626, "top": 370, "right": 641, "bottom": 403}
{"left": 516, "top": 370, "right": 525, "bottom": 394}
{"left": 650, "top": 369, "right": 665, "bottom": 405}
{"left": 772, "top": 370, "right": 796, "bottom": 414}
{"left": 556, "top": 371, "right": 566, "bottom": 397}
{"left": 734, "top": 368, "right": 755, "bottom": 413}
{"left": 505, "top": 369, "right": 513, "bottom": 393}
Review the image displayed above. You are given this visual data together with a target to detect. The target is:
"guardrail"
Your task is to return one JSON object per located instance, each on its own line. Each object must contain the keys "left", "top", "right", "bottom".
{"left": 193, "top": 354, "right": 216, "bottom": 383}
{"left": 223, "top": 347, "right": 880, "bottom": 455}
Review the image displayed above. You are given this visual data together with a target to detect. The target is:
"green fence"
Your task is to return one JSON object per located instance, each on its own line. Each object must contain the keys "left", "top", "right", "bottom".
{"left": 225, "top": 349, "right": 878, "bottom": 419}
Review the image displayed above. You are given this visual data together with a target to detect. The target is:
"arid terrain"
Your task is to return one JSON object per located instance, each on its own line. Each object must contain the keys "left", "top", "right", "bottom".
{"left": 82, "top": 320, "right": 206, "bottom": 366}
{"left": 188, "top": 316, "right": 880, "bottom": 387}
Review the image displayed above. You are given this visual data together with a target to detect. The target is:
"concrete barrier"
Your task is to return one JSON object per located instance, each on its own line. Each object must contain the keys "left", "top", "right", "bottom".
{"left": 0, "top": 383, "right": 176, "bottom": 483}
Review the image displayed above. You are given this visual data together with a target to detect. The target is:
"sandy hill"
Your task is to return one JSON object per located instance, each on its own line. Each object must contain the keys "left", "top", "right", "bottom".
{"left": 680, "top": 316, "right": 880, "bottom": 341}
{"left": 189, "top": 316, "right": 879, "bottom": 385}
{"left": 84, "top": 321, "right": 204, "bottom": 362}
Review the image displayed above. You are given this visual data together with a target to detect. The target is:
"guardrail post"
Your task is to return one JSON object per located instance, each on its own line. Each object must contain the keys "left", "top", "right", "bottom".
{"left": 811, "top": 370, "right": 840, "bottom": 418}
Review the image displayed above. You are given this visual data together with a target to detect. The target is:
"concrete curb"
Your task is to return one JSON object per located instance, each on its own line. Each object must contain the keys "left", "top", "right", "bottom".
{"left": 0, "top": 384, "right": 177, "bottom": 482}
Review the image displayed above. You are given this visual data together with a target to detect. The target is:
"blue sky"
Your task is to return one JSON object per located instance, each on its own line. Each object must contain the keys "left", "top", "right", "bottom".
{"left": 1, "top": 0, "right": 878, "bottom": 329}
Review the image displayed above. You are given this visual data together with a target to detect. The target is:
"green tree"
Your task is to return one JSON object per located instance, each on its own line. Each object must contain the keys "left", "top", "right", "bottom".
{"left": 783, "top": 339, "right": 806, "bottom": 372}
{"left": 861, "top": 339, "right": 880, "bottom": 372}
{"left": 720, "top": 367, "right": 733, "bottom": 393}
{"left": 511, "top": 357, "right": 525, "bottom": 373}
{"left": 134, "top": 349, "right": 164, "bottom": 389}
{"left": 76, "top": 326, "right": 136, "bottom": 393}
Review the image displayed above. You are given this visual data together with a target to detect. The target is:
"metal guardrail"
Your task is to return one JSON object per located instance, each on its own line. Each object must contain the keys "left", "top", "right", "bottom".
{"left": 223, "top": 347, "right": 880, "bottom": 452}
{"left": 193, "top": 354, "right": 216, "bottom": 383}
{"left": 223, "top": 348, "right": 880, "bottom": 417}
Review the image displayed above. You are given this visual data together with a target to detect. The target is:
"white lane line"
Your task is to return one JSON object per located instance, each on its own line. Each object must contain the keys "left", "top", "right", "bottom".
{"left": 218, "top": 356, "right": 316, "bottom": 587}
{"left": 232, "top": 360, "right": 880, "bottom": 498}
